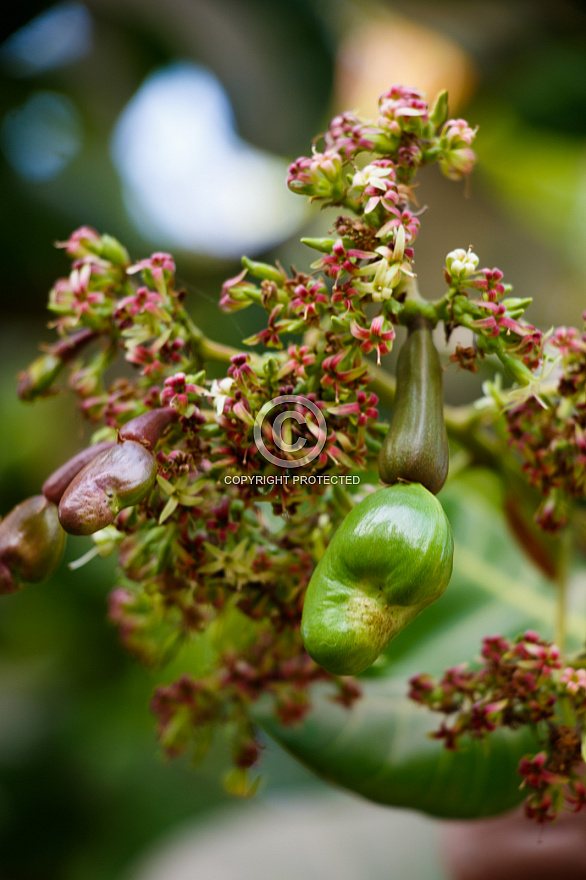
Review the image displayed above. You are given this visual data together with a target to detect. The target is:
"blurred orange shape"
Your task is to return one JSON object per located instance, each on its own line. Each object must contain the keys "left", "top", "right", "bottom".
{"left": 335, "top": 11, "right": 477, "bottom": 117}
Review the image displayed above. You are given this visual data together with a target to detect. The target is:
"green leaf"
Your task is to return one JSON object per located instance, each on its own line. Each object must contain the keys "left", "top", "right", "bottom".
{"left": 255, "top": 473, "right": 585, "bottom": 819}
{"left": 159, "top": 496, "right": 178, "bottom": 523}
{"left": 258, "top": 680, "right": 537, "bottom": 819}
{"left": 300, "top": 237, "right": 336, "bottom": 253}
{"left": 241, "top": 256, "right": 284, "bottom": 283}
{"left": 430, "top": 89, "right": 449, "bottom": 129}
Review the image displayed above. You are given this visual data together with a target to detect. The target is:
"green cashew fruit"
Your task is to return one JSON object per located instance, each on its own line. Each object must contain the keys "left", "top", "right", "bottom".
{"left": 301, "top": 483, "right": 453, "bottom": 675}
{"left": 378, "top": 317, "right": 449, "bottom": 495}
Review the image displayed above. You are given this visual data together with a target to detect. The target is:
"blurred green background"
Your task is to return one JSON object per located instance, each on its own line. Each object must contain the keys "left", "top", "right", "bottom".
{"left": 2, "top": 1, "right": 586, "bottom": 877}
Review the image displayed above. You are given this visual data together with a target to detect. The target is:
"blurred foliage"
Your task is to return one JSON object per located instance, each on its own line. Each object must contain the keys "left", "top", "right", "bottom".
{"left": 0, "top": 0, "right": 334, "bottom": 317}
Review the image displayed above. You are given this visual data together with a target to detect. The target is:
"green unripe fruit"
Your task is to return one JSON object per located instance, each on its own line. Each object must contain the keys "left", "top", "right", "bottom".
{"left": 0, "top": 496, "right": 66, "bottom": 594}
{"left": 17, "top": 353, "right": 64, "bottom": 401}
{"left": 379, "top": 318, "right": 449, "bottom": 495}
{"left": 17, "top": 328, "right": 96, "bottom": 402}
{"left": 301, "top": 484, "right": 453, "bottom": 675}
{"left": 58, "top": 440, "right": 157, "bottom": 536}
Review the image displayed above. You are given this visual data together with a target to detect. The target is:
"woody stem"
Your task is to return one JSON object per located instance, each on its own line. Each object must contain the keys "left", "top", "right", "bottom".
{"left": 554, "top": 528, "right": 573, "bottom": 655}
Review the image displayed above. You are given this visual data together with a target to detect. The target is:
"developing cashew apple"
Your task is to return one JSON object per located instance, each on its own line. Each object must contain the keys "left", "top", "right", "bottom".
{"left": 378, "top": 317, "right": 449, "bottom": 495}
{"left": 301, "top": 483, "right": 454, "bottom": 675}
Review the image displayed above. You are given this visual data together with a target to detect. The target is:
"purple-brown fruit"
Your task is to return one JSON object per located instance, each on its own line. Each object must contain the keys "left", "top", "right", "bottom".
{"left": 119, "top": 407, "right": 179, "bottom": 449}
{"left": 442, "top": 804, "right": 586, "bottom": 880}
{"left": 0, "top": 495, "right": 67, "bottom": 594}
{"left": 43, "top": 441, "right": 117, "bottom": 504}
{"left": 58, "top": 440, "right": 157, "bottom": 536}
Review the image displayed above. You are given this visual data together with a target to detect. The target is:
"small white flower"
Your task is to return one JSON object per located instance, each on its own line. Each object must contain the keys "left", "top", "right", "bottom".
{"left": 446, "top": 247, "right": 479, "bottom": 279}
{"left": 392, "top": 224, "right": 405, "bottom": 261}
{"left": 68, "top": 525, "right": 122, "bottom": 570}
{"left": 208, "top": 377, "right": 234, "bottom": 416}
{"left": 474, "top": 343, "right": 559, "bottom": 413}
{"left": 352, "top": 164, "right": 391, "bottom": 191}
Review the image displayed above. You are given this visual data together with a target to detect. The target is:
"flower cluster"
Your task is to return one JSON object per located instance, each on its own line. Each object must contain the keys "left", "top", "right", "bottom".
{"left": 228, "top": 85, "right": 541, "bottom": 415}
{"left": 318, "top": 85, "right": 476, "bottom": 182}
{"left": 409, "top": 631, "right": 586, "bottom": 822}
{"left": 437, "top": 252, "right": 544, "bottom": 383}
{"left": 504, "top": 317, "right": 586, "bottom": 530}
{"left": 18, "top": 222, "right": 378, "bottom": 783}
{"left": 150, "top": 637, "right": 360, "bottom": 792}
{"left": 13, "top": 84, "right": 586, "bottom": 802}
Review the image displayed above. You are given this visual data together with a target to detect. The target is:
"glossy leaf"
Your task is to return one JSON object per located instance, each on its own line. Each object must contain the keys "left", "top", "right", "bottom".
{"left": 257, "top": 473, "right": 584, "bottom": 819}
{"left": 259, "top": 679, "right": 537, "bottom": 818}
